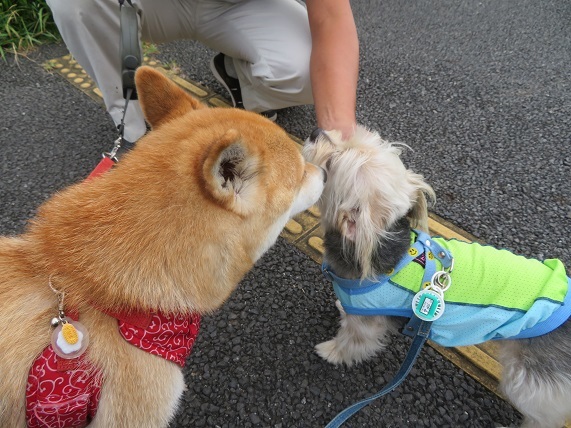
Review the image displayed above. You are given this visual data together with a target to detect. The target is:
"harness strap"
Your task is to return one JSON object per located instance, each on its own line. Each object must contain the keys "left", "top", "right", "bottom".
{"left": 322, "top": 230, "right": 452, "bottom": 291}
{"left": 325, "top": 317, "right": 432, "bottom": 428}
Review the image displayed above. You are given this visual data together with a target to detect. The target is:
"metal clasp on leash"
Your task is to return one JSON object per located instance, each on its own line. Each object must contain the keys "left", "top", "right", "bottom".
{"left": 87, "top": 137, "right": 122, "bottom": 179}
{"left": 103, "top": 137, "right": 123, "bottom": 163}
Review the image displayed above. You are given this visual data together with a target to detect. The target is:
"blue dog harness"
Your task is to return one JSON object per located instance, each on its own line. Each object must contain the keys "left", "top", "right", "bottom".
{"left": 323, "top": 230, "right": 571, "bottom": 428}
{"left": 323, "top": 230, "right": 571, "bottom": 347}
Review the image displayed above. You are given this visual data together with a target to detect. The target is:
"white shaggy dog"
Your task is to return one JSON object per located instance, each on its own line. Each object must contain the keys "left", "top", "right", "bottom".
{"left": 303, "top": 126, "right": 571, "bottom": 428}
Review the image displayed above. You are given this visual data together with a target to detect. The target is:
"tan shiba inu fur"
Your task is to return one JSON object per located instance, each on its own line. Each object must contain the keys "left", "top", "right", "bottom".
{"left": 0, "top": 66, "right": 325, "bottom": 427}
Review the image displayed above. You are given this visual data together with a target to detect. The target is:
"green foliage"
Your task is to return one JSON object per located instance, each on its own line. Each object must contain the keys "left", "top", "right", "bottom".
{"left": 0, "top": 0, "right": 60, "bottom": 60}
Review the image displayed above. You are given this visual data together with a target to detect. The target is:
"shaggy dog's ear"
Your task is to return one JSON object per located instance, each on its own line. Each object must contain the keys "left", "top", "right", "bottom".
{"left": 407, "top": 190, "right": 429, "bottom": 232}
{"left": 202, "top": 129, "right": 263, "bottom": 216}
{"left": 406, "top": 172, "right": 435, "bottom": 233}
{"left": 135, "top": 66, "right": 205, "bottom": 128}
{"left": 340, "top": 208, "right": 359, "bottom": 242}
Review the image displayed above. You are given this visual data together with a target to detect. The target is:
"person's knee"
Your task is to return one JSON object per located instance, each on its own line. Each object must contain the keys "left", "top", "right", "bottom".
{"left": 270, "top": 56, "right": 312, "bottom": 100}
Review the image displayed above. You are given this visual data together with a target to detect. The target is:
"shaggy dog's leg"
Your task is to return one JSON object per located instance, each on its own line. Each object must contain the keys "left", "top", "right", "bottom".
{"left": 500, "top": 339, "right": 571, "bottom": 428}
{"left": 316, "top": 300, "right": 392, "bottom": 366}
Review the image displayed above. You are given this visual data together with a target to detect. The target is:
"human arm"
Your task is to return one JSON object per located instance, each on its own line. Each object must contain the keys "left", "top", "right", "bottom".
{"left": 306, "top": 0, "right": 359, "bottom": 139}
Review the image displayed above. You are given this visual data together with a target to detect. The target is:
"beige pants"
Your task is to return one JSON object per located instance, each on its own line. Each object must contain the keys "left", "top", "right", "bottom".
{"left": 46, "top": 0, "right": 313, "bottom": 142}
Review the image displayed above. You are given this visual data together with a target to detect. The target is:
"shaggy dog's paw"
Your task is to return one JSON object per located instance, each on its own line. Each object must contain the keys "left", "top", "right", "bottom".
{"left": 315, "top": 340, "right": 356, "bottom": 366}
{"left": 334, "top": 299, "right": 346, "bottom": 315}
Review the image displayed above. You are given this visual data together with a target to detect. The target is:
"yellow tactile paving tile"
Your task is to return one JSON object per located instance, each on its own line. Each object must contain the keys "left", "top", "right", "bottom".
{"left": 47, "top": 56, "right": 571, "bottom": 426}
{"left": 46, "top": 55, "right": 227, "bottom": 109}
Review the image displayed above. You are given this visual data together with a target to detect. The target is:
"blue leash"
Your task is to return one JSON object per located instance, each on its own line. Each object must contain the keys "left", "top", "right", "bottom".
{"left": 324, "top": 230, "right": 453, "bottom": 427}
{"left": 324, "top": 316, "right": 432, "bottom": 428}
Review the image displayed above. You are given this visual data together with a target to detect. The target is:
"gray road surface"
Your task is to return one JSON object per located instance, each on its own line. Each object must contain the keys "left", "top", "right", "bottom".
{"left": 1, "top": 1, "right": 570, "bottom": 427}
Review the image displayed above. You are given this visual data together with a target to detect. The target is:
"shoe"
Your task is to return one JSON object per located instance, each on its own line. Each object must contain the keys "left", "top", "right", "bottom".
{"left": 210, "top": 53, "right": 244, "bottom": 108}
{"left": 210, "top": 53, "right": 277, "bottom": 122}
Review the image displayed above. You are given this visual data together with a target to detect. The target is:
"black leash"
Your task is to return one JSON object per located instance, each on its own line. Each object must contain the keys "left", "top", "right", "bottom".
{"left": 96, "top": 0, "right": 141, "bottom": 168}
{"left": 119, "top": 0, "right": 140, "bottom": 101}
{"left": 115, "top": 0, "right": 140, "bottom": 153}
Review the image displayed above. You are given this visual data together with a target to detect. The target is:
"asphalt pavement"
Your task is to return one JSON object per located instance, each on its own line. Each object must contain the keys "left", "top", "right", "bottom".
{"left": 1, "top": 0, "right": 570, "bottom": 427}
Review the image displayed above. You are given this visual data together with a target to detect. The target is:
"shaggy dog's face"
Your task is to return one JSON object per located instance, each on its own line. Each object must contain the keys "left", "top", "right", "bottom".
{"left": 303, "top": 127, "right": 434, "bottom": 278}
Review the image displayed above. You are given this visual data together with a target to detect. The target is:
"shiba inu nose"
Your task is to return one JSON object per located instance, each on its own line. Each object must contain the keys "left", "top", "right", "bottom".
{"left": 320, "top": 166, "right": 328, "bottom": 183}
{"left": 309, "top": 128, "right": 323, "bottom": 143}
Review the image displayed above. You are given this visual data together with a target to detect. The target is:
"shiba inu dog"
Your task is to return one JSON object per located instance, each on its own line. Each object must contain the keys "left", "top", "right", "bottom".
{"left": 0, "top": 66, "right": 325, "bottom": 427}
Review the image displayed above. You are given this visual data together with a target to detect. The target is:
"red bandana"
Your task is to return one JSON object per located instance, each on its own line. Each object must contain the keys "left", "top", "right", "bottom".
{"left": 110, "top": 310, "right": 201, "bottom": 367}
{"left": 26, "top": 311, "right": 200, "bottom": 427}
{"left": 26, "top": 348, "right": 102, "bottom": 428}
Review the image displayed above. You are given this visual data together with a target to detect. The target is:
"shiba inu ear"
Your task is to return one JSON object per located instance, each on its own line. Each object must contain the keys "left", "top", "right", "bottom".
{"left": 202, "top": 129, "right": 262, "bottom": 215}
{"left": 135, "top": 66, "right": 205, "bottom": 128}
